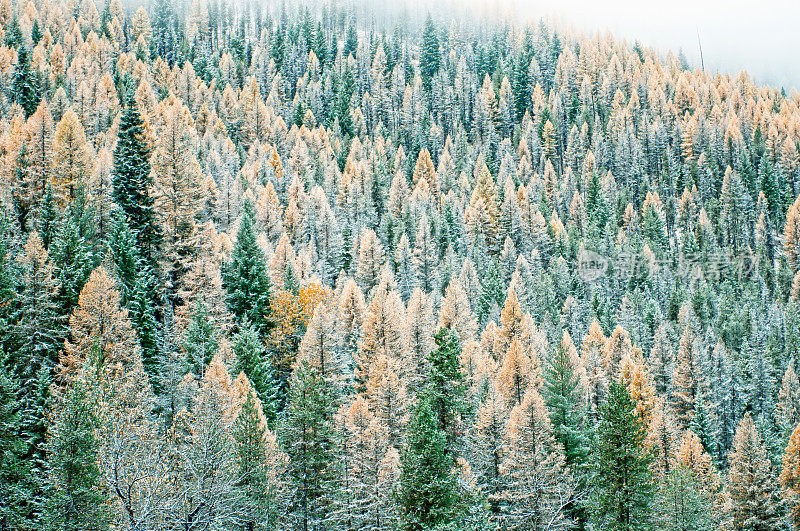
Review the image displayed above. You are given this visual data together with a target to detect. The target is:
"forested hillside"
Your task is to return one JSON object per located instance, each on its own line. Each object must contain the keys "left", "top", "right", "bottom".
{"left": 2, "top": 0, "right": 800, "bottom": 528}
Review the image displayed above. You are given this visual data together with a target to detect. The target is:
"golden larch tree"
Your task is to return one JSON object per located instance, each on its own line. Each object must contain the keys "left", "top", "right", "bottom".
{"left": 150, "top": 95, "right": 204, "bottom": 307}
{"left": 781, "top": 423, "right": 800, "bottom": 527}
{"left": 726, "top": 414, "right": 783, "bottom": 529}
{"left": 59, "top": 266, "right": 141, "bottom": 387}
{"left": 51, "top": 107, "right": 93, "bottom": 205}
{"left": 501, "top": 386, "right": 574, "bottom": 529}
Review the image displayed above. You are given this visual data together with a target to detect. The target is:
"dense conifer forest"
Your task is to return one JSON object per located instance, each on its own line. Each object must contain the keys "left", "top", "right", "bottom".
{"left": 2, "top": 0, "right": 800, "bottom": 528}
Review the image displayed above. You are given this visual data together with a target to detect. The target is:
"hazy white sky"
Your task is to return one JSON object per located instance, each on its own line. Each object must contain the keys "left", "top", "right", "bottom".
{"left": 468, "top": 0, "right": 800, "bottom": 90}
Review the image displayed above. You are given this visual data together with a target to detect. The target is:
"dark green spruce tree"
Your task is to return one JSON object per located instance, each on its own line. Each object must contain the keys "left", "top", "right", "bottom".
{"left": 112, "top": 101, "right": 160, "bottom": 262}
{"left": 591, "top": 381, "right": 654, "bottom": 530}
{"left": 420, "top": 14, "right": 440, "bottom": 92}
{"left": 397, "top": 328, "right": 471, "bottom": 530}
{"left": 544, "top": 334, "right": 592, "bottom": 528}
{"left": 0, "top": 354, "right": 31, "bottom": 531}
{"left": 183, "top": 300, "right": 218, "bottom": 376}
{"left": 398, "top": 394, "right": 462, "bottom": 531}
{"left": 426, "top": 327, "right": 469, "bottom": 450}
{"left": 223, "top": 200, "right": 273, "bottom": 336}
{"left": 43, "top": 379, "right": 109, "bottom": 531}
{"left": 107, "top": 213, "right": 160, "bottom": 380}
{"left": 233, "top": 391, "right": 281, "bottom": 531}
{"left": 233, "top": 321, "right": 277, "bottom": 427}
{"left": 281, "top": 361, "right": 340, "bottom": 530}
{"left": 50, "top": 212, "right": 94, "bottom": 320}
{"left": 11, "top": 46, "right": 40, "bottom": 118}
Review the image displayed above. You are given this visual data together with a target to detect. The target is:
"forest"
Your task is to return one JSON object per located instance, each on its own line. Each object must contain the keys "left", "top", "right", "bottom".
{"left": 1, "top": 0, "right": 800, "bottom": 529}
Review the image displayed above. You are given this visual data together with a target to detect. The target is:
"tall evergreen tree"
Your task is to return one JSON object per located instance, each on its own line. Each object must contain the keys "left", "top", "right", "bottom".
{"left": 50, "top": 212, "right": 94, "bottom": 320}
{"left": 591, "top": 381, "right": 653, "bottom": 530}
{"left": 233, "top": 391, "right": 285, "bottom": 531}
{"left": 233, "top": 321, "right": 278, "bottom": 426}
{"left": 544, "top": 333, "right": 591, "bottom": 526}
{"left": 420, "top": 14, "right": 440, "bottom": 92}
{"left": 112, "top": 102, "right": 159, "bottom": 261}
{"left": 398, "top": 392, "right": 462, "bottom": 530}
{"left": 182, "top": 300, "right": 218, "bottom": 376}
{"left": 11, "top": 46, "right": 40, "bottom": 118}
{"left": 42, "top": 380, "right": 109, "bottom": 531}
{"left": 223, "top": 200, "right": 272, "bottom": 336}
{"left": 426, "top": 327, "right": 469, "bottom": 452}
{"left": 281, "top": 361, "right": 340, "bottom": 530}
{"left": 0, "top": 354, "right": 31, "bottom": 530}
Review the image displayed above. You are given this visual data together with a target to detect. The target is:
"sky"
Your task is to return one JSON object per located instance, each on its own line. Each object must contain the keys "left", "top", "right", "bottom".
{"left": 459, "top": 0, "right": 800, "bottom": 90}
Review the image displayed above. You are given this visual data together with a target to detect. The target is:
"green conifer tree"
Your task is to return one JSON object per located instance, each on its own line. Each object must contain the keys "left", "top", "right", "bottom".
{"left": 281, "top": 361, "right": 340, "bottom": 530}
{"left": 0, "top": 354, "right": 32, "bottom": 530}
{"left": 591, "top": 381, "right": 653, "bottom": 530}
{"left": 11, "top": 46, "right": 40, "bottom": 118}
{"left": 233, "top": 391, "right": 283, "bottom": 531}
{"left": 420, "top": 14, "right": 440, "bottom": 92}
{"left": 398, "top": 395, "right": 463, "bottom": 531}
{"left": 233, "top": 321, "right": 277, "bottom": 427}
{"left": 544, "top": 335, "right": 592, "bottom": 525}
{"left": 183, "top": 300, "right": 218, "bottom": 376}
{"left": 43, "top": 379, "right": 110, "bottom": 531}
{"left": 223, "top": 200, "right": 272, "bottom": 336}
{"left": 112, "top": 102, "right": 160, "bottom": 261}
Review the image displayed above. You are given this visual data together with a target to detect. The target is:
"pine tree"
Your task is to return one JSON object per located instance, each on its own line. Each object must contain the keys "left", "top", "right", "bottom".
{"left": 11, "top": 46, "right": 40, "bottom": 118}
{"left": 477, "top": 260, "right": 504, "bottom": 325}
{"left": 405, "top": 288, "right": 435, "bottom": 394}
{"left": 112, "top": 101, "right": 159, "bottom": 260}
{"left": 233, "top": 321, "right": 277, "bottom": 426}
{"left": 412, "top": 214, "right": 439, "bottom": 293}
{"left": 182, "top": 300, "right": 218, "bottom": 376}
{"left": 544, "top": 331, "right": 591, "bottom": 524}
{"left": 397, "top": 326, "right": 471, "bottom": 529}
{"left": 672, "top": 327, "right": 699, "bottom": 430}
{"left": 0, "top": 355, "right": 31, "bottom": 530}
{"left": 420, "top": 14, "right": 440, "bottom": 92}
{"left": 427, "top": 328, "right": 468, "bottom": 451}
{"left": 232, "top": 390, "right": 286, "bottom": 531}
{"left": 653, "top": 466, "right": 715, "bottom": 531}
{"left": 152, "top": 0, "right": 175, "bottom": 61}
{"left": 43, "top": 379, "right": 109, "bottom": 531}
{"left": 592, "top": 380, "right": 654, "bottom": 530}
{"left": 282, "top": 361, "right": 340, "bottom": 530}
{"left": 50, "top": 212, "right": 94, "bottom": 321}
{"left": 11, "top": 232, "right": 64, "bottom": 389}
{"left": 224, "top": 200, "right": 273, "bottom": 336}
{"left": 398, "top": 391, "right": 462, "bottom": 530}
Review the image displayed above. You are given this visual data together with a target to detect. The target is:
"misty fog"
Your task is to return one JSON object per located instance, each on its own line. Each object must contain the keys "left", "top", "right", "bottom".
{"left": 502, "top": 0, "right": 800, "bottom": 91}
{"left": 348, "top": 0, "right": 799, "bottom": 91}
